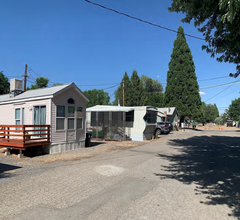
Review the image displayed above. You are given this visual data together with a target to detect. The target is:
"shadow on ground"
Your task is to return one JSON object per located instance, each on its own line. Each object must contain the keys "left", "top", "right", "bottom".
{"left": 155, "top": 135, "right": 240, "bottom": 218}
{"left": 0, "top": 163, "right": 22, "bottom": 178}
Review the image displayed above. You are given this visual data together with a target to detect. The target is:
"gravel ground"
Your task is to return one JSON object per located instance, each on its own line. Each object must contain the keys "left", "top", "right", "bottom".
{"left": 1, "top": 129, "right": 239, "bottom": 220}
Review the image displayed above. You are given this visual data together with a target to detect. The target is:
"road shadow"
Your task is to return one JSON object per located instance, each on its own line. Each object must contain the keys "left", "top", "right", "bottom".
{"left": 155, "top": 135, "right": 240, "bottom": 218}
{"left": 0, "top": 163, "right": 22, "bottom": 178}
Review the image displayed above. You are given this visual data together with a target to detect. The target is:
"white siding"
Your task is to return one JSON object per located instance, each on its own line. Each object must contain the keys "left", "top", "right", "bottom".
{"left": 0, "top": 99, "right": 50, "bottom": 125}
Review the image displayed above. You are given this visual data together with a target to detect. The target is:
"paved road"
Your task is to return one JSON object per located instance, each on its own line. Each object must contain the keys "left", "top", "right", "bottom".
{"left": 0, "top": 130, "right": 239, "bottom": 220}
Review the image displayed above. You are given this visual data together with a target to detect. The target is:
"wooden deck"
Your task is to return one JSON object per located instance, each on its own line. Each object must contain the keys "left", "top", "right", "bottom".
{"left": 0, "top": 125, "right": 50, "bottom": 150}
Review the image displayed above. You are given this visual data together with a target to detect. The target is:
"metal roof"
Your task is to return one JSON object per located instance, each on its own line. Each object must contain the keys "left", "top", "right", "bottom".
{"left": 87, "top": 105, "right": 159, "bottom": 112}
{"left": 158, "top": 107, "right": 177, "bottom": 116}
{"left": 87, "top": 105, "right": 135, "bottom": 112}
{"left": 0, "top": 83, "right": 89, "bottom": 105}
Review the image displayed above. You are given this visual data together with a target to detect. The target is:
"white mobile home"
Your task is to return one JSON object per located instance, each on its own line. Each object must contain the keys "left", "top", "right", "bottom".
{"left": 86, "top": 105, "right": 158, "bottom": 141}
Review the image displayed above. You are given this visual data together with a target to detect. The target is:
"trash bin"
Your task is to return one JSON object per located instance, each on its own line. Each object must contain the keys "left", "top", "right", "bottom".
{"left": 236, "top": 121, "right": 239, "bottom": 128}
{"left": 85, "top": 132, "right": 92, "bottom": 147}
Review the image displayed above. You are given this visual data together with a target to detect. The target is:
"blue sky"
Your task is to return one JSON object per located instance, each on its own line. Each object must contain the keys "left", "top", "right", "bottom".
{"left": 0, "top": 0, "right": 239, "bottom": 113}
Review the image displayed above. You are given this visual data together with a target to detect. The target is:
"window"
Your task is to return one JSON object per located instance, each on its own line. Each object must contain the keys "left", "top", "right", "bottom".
{"left": 56, "top": 106, "right": 65, "bottom": 130}
{"left": 68, "top": 98, "right": 75, "bottom": 104}
{"left": 68, "top": 106, "right": 75, "bottom": 129}
{"left": 15, "top": 108, "right": 20, "bottom": 125}
{"left": 126, "top": 111, "right": 134, "bottom": 122}
{"left": 144, "top": 112, "right": 157, "bottom": 124}
{"left": 77, "top": 107, "right": 83, "bottom": 129}
{"left": 15, "top": 108, "right": 25, "bottom": 130}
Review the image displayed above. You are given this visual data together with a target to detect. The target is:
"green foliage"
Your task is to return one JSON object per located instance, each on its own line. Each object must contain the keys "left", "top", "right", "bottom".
{"left": 114, "top": 72, "right": 164, "bottom": 107}
{"left": 52, "top": 83, "right": 63, "bottom": 86}
{"left": 0, "top": 71, "right": 10, "bottom": 95}
{"left": 203, "top": 103, "right": 219, "bottom": 123}
{"left": 164, "top": 26, "right": 202, "bottom": 122}
{"left": 215, "top": 113, "right": 228, "bottom": 125}
{"left": 227, "top": 97, "right": 240, "bottom": 121}
{"left": 84, "top": 89, "right": 110, "bottom": 108}
{"left": 130, "top": 70, "right": 146, "bottom": 106}
{"left": 169, "top": 0, "right": 240, "bottom": 77}
{"left": 141, "top": 75, "right": 164, "bottom": 107}
{"left": 27, "top": 77, "right": 49, "bottom": 90}
{"left": 113, "top": 72, "right": 132, "bottom": 106}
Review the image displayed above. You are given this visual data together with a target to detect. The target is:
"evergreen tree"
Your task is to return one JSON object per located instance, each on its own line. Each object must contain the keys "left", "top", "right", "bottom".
{"left": 130, "top": 70, "right": 146, "bottom": 106}
{"left": 169, "top": 0, "right": 240, "bottom": 77}
{"left": 113, "top": 72, "right": 132, "bottom": 106}
{"left": 165, "top": 26, "right": 202, "bottom": 122}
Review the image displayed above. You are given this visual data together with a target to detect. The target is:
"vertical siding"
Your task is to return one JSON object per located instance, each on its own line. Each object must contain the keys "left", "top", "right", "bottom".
{"left": 51, "top": 87, "right": 87, "bottom": 144}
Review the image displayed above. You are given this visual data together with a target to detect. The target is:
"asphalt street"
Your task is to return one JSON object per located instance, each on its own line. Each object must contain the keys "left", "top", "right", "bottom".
{"left": 0, "top": 130, "right": 239, "bottom": 220}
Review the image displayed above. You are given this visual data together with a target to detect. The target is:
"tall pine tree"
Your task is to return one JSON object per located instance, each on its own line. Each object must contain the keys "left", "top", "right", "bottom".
{"left": 114, "top": 72, "right": 133, "bottom": 106}
{"left": 165, "top": 26, "right": 202, "bottom": 122}
{"left": 130, "top": 70, "right": 146, "bottom": 106}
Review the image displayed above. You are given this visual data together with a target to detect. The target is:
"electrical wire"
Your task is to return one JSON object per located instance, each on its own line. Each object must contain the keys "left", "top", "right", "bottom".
{"left": 199, "top": 81, "right": 240, "bottom": 89}
{"left": 85, "top": 0, "right": 204, "bottom": 41}
{"left": 207, "top": 88, "right": 240, "bottom": 101}
{"left": 77, "top": 82, "right": 120, "bottom": 87}
{"left": 204, "top": 79, "right": 240, "bottom": 103}
{"left": 198, "top": 75, "right": 229, "bottom": 81}
{"left": 102, "top": 83, "right": 120, "bottom": 91}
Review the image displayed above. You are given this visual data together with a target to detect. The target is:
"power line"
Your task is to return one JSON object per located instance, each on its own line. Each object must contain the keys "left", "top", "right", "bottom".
{"left": 207, "top": 88, "right": 240, "bottom": 101}
{"left": 198, "top": 75, "right": 229, "bottom": 81}
{"left": 28, "top": 67, "right": 41, "bottom": 78}
{"left": 77, "top": 82, "right": 119, "bottom": 87}
{"left": 85, "top": 0, "right": 204, "bottom": 41}
{"left": 199, "top": 81, "right": 240, "bottom": 89}
{"left": 204, "top": 79, "right": 240, "bottom": 103}
{"left": 102, "top": 83, "right": 120, "bottom": 91}
{"left": 28, "top": 66, "right": 54, "bottom": 86}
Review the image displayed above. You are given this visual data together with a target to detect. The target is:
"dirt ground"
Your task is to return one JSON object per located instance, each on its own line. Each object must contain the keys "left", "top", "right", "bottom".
{"left": 197, "top": 123, "right": 239, "bottom": 131}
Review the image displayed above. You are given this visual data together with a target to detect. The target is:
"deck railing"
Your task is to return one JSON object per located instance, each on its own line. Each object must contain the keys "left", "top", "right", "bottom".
{"left": 0, "top": 125, "right": 50, "bottom": 148}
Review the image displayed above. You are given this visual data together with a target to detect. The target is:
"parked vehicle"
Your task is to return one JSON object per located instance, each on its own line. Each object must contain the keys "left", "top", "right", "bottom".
{"left": 165, "top": 122, "right": 173, "bottom": 132}
{"left": 154, "top": 122, "right": 171, "bottom": 138}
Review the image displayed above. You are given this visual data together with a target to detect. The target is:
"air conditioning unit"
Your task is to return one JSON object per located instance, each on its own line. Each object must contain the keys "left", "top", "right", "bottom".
{"left": 10, "top": 79, "right": 23, "bottom": 92}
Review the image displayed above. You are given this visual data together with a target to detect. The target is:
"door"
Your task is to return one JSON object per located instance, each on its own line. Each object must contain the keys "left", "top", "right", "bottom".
{"left": 34, "top": 106, "right": 46, "bottom": 135}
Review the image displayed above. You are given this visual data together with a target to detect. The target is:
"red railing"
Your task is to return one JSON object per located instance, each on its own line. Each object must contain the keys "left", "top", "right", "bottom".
{"left": 0, "top": 125, "right": 50, "bottom": 149}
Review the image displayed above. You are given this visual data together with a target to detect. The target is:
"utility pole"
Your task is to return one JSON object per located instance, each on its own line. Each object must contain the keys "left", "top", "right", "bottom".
{"left": 122, "top": 80, "right": 125, "bottom": 106}
{"left": 21, "top": 64, "right": 30, "bottom": 91}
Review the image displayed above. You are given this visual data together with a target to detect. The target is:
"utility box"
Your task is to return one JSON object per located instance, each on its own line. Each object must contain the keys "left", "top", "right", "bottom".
{"left": 10, "top": 79, "right": 23, "bottom": 92}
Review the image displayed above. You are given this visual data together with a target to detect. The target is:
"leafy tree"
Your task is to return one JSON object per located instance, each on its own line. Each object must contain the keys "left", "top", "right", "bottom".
{"left": 52, "top": 83, "right": 63, "bottom": 86}
{"left": 164, "top": 26, "right": 202, "bottom": 122}
{"left": 130, "top": 70, "right": 146, "bottom": 106}
{"left": 0, "top": 71, "right": 10, "bottom": 95}
{"left": 113, "top": 72, "right": 132, "bottom": 106}
{"left": 169, "top": 0, "right": 240, "bottom": 77}
{"left": 141, "top": 75, "right": 164, "bottom": 107}
{"left": 27, "top": 77, "right": 49, "bottom": 90}
{"left": 203, "top": 103, "right": 219, "bottom": 123}
{"left": 215, "top": 113, "right": 228, "bottom": 125}
{"left": 84, "top": 89, "right": 110, "bottom": 108}
{"left": 227, "top": 98, "right": 240, "bottom": 121}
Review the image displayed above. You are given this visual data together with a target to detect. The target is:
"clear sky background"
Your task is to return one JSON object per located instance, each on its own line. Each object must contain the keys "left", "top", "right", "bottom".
{"left": 0, "top": 0, "right": 239, "bottom": 114}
